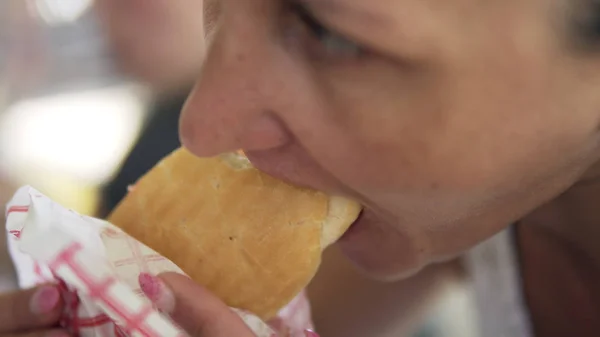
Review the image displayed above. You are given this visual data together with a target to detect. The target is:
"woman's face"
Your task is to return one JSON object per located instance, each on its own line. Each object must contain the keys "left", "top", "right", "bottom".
{"left": 181, "top": 0, "right": 600, "bottom": 280}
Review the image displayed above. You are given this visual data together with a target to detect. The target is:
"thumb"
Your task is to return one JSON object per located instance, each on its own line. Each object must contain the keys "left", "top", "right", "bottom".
{"left": 138, "top": 272, "right": 256, "bottom": 337}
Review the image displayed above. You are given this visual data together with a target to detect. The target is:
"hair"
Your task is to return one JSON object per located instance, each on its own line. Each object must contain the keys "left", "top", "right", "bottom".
{"left": 586, "top": 2, "right": 600, "bottom": 38}
{"left": 571, "top": 0, "right": 600, "bottom": 46}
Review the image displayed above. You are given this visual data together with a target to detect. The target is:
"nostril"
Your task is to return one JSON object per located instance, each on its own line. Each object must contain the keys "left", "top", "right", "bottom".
{"left": 180, "top": 108, "right": 292, "bottom": 157}
{"left": 240, "top": 111, "right": 292, "bottom": 151}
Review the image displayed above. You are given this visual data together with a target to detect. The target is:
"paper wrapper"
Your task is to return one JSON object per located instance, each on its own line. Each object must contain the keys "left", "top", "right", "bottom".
{"left": 6, "top": 186, "right": 318, "bottom": 337}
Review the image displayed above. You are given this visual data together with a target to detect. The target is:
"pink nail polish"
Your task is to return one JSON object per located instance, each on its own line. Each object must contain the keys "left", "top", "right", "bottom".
{"left": 304, "top": 330, "right": 319, "bottom": 337}
{"left": 30, "top": 286, "right": 60, "bottom": 315}
{"left": 139, "top": 273, "right": 162, "bottom": 302}
{"left": 138, "top": 272, "right": 175, "bottom": 313}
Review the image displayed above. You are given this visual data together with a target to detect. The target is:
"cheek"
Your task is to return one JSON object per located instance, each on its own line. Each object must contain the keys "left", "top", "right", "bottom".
{"left": 291, "top": 52, "right": 588, "bottom": 217}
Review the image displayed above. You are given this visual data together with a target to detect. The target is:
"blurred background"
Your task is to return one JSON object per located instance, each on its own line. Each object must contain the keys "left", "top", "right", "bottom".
{"left": 0, "top": 0, "right": 145, "bottom": 214}
{"left": 0, "top": 1, "right": 479, "bottom": 336}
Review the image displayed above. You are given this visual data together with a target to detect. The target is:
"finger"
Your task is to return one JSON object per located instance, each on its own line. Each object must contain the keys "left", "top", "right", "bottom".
{"left": 0, "top": 285, "right": 63, "bottom": 333}
{"left": 1, "top": 328, "right": 70, "bottom": 337}
{"left": 138, "top": 273, "right": 255, "bottom": 337}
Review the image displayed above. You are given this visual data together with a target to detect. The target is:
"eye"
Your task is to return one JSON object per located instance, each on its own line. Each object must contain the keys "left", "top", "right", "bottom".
{"left": 290, "top": 2, "right": 363, "bottom": 58}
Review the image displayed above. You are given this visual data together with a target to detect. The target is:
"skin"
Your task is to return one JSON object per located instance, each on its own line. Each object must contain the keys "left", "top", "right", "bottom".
{"left": 307, "top": 248, "right": 464, "bottom": 337}
{"left": 182, "top": 0, "right": 600, "bottom": 278}
{"left": 3, "top": 0, "right": 600, "bottom": 336}
{"left": 93, "top": 0, "right": 206, "bottom": 94}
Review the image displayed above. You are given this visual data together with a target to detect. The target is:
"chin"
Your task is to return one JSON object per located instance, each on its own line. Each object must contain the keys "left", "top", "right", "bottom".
{"left": 336, "top": 209, "right": 427, "bottom": 282}
{"left": 338, "top": 243, "right": 426, "bottom": 282}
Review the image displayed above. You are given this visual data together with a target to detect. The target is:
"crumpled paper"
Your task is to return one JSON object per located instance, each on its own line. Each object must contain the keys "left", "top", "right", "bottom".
{"left": 6, "top": 186, "right": 317, "bottom": 337}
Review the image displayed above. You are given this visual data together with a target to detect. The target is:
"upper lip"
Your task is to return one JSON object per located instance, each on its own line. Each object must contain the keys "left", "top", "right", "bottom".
{"left": 251, "top": 162, "right": 315, "bottom": 190}
{"left": 244, "top": 150, "right": 363, "bottom": 206}
{"left": 245, "top": 153, "right": 317, "bottom": 190}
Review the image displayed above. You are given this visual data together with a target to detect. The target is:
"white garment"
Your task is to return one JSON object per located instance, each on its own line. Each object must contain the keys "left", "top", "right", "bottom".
{"left": 465, "top": 229, "right": 534, "bottom": 337}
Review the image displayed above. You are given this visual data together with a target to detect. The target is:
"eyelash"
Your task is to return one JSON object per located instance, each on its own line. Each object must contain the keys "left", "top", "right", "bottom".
{"left": 290, "top": 2, "right": 363, "bottom": 58}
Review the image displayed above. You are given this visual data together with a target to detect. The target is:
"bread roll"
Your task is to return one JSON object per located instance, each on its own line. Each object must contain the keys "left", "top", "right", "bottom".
{"left": 107, "top": 148, "right": 361, "bottom": 319}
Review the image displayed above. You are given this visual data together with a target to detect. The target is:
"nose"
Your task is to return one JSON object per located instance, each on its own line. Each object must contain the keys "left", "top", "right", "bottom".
{"left": 179, "top": 18, "right": 292, "bottom": 157}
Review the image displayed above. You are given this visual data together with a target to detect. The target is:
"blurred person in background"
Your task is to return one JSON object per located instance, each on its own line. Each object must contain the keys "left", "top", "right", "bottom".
{"left": 93, "top": 0, "right": 206, "bottom": 95}
{"left": 93, "top": 0, "right": 207, "bottom": 215}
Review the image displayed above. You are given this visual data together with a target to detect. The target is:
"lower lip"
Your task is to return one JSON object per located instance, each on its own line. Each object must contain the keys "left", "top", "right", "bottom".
{"left": 340, "top": 209, "right": 365, "bottom": 242}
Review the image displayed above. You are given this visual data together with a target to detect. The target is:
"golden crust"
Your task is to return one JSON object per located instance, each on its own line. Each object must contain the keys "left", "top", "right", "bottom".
{"left": 108, "top": 148, "right": 360, "bottom": 319}
{"left": 321, "top": 196, "right": 362, "bottom": 249}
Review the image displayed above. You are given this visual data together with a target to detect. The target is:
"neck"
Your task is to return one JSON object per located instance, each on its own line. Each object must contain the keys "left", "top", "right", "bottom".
{"left": 518, "top": 175, "right": 600, "bottom": 337}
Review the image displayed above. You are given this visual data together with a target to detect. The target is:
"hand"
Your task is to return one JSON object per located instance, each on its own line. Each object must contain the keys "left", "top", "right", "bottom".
{"left": 0, "top": 284, "right": 67, "bottom": 337}
{"left": 139, "top": 273, "right": 257, "bottom": 337}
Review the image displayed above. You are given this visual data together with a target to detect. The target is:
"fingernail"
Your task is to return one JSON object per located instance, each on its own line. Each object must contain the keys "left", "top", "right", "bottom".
{"left": 138, "top": 272, "right": 175, "bottom": 313}
{"left": 304, "top": 330, "right": 319, "bottom": 337}
{"left": 30, "top": 285, "right": 60, "bottom": 315}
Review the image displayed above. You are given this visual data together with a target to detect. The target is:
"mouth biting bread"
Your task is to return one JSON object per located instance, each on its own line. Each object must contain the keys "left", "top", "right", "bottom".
{"left": 107, "top": 148, "right": 361, "bottom": 319}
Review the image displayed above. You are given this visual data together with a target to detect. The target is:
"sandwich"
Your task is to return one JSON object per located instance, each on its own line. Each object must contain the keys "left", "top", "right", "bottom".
{"left": 107, "top": 148, "right": 361, "bottom": 319}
